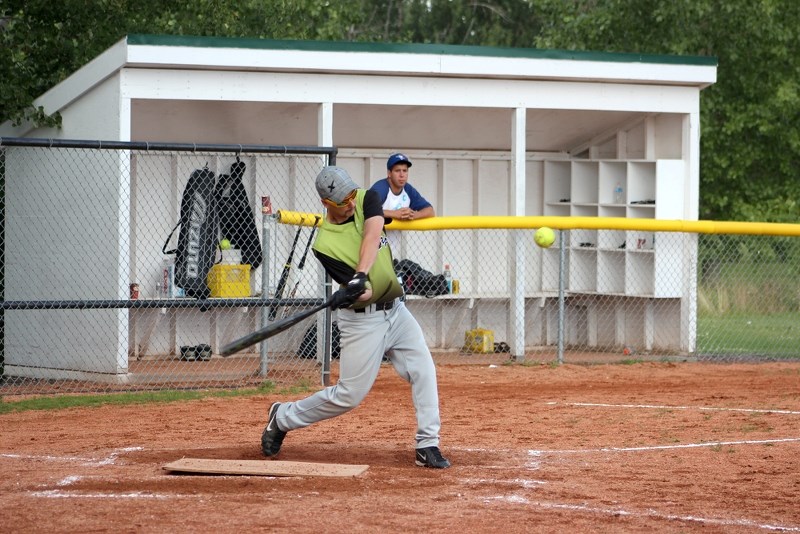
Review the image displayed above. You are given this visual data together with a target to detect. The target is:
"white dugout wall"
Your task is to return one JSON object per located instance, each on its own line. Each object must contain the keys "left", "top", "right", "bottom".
{"left": 0, "top": 36, "right": 716, "bottom": 384}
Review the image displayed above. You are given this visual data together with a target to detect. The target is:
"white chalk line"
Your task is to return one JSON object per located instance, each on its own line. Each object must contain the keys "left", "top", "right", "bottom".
{"left": 548, "top": 401, "right": 800, "bottom": 415}
{"left": 1, "top": 446, "right": 143, "bottom": 466}
{"left": 484, "top": 497, "right": 800, "bottom": 532}
{"left": 21, "top": 446, "right": 211, "bottom": 501}
{"left": 29, "top": 489, "right": 175, "bottom": 500}
{"left": 458, "top": 436, "right": 800, "bottom": 457}
{"left": 460, "top": 477, "right": 546, "bottom": 489}
{"left": 537, "top": 401, "right": 800, "bottom": 452}
{"left": 56, "top": 475, "right": 82, "bottom": 486}
{"left": 537, "top": 437, "right": 800, "bottom": 454}
{"left": 459, "top": 433, "right": 800, "bottom": 531}
{"left": 1, "top": 453, "right": 89, "bottom": 462}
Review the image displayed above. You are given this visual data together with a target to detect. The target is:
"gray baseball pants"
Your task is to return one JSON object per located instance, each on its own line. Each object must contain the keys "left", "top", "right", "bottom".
{"left": 274, "top": 299, "right": 442, "bottom": 448}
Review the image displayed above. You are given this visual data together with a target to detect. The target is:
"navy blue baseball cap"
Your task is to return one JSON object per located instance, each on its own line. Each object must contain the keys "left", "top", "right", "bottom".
{"left": 387, "top": 153, "right": 412, "bottom": 170}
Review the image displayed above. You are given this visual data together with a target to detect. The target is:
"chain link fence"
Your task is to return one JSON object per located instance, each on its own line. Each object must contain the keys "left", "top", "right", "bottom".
{"left": 0, "top": 139, "right": 335, "bottom": 395}
{"left": 2, "top": 139, "right": 799, "bottom": 395}
{"left": 367, "top": 227, "right": 800, "bottom": 365}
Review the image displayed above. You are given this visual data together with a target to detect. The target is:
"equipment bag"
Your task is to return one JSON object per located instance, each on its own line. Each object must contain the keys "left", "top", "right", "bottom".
{"left": 216, "top": 158, "right": 262, "bottom": 269}
{"left": 162, "top": 167, "right": 219, "bottom": 299}
{"left": 393, "top": 259, "right": 449, "bottom": 298}
{"left": 297, "top": 321, "right": 341, "bottom": 360}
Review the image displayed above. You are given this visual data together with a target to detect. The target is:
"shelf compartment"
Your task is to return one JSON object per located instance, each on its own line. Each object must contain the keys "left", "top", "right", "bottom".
{"left": 568, "top": 249, "right": 597, "bottom": 292}
{"left": 543, "top": 161, "right": 572, "bottom": 204}
{"left": 625, "top": 252, "right": 655, "bottom": 295}
{"left": 597, "top": 250, "right": 625, "bottom": 294}
{"left": 627, "top": 161, "right": 656, "bottom": 205}
{"left": 627, "top": 205, "right": 656, "bottom": 219}
{"left": 571, "top": 204, "right": 597, "bottom": 217}
{"left": 626, "top": 231, "right": 654, "bottom": 251}
{"left": 598, "top": 205, "right": 626, "bottom": 218}
{"left": 571, "top": 161, "right": 599, "bottom": 204}
{"left": 541, "top": 247, "right": 564, "bottom": 292}
{"left": 597, "top": 229, "right": 626, "bottom": 250}
{"left": 571, "top": 229, "right": 597, "bottom": 249}
{"left": 544, "top": 203, "right": 570, "bottom": 217}
{"left": 599, "top": 161, "right": 627, "bottom": 205}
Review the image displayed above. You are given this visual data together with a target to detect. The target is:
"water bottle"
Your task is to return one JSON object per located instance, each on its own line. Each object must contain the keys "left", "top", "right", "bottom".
{"left": 614, "top": 182, "right": 624, "bottom": 204}
{"left": 443, "top": 263, "right": 453, "bottom": 294}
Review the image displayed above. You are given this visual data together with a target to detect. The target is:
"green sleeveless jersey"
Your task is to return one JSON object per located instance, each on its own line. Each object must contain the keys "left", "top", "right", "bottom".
{"left": 312, "top": 189, "right": 404, "bottom": 305}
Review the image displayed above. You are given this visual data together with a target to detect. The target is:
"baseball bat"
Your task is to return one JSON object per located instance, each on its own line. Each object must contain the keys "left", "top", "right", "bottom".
{"left": 283, "top": 216, "right": 321, "bottom": 316}
{"left": 221, "top": 299, "right": 331, "bottom": 357}
{"left": 268, "top": 220, "right": 304, "bottom": 321}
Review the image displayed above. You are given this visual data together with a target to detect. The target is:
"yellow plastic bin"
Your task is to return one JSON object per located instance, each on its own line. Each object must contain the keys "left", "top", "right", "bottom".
{"left": 207, "top": 264, "right": 251, "bottom": 298}
{"left": 462, "top": 328, "right": 495, "bottom": 353}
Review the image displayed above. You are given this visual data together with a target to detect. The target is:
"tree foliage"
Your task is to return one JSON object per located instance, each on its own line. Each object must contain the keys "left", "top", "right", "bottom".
{"left": 1, "top": 1, "right": 540, "bottom": 125}
{"left": 533, "top": 0, "right": 800, "bottom": 221}
{"left": 2, "top": 0, "right": 798, "bottom": 221}
{"left": 0, "top": 0, "right": 309, "bottom": 126}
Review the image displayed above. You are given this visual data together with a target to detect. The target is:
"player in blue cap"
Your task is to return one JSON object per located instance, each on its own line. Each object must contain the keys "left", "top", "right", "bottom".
{"left": 369, "top": 153, "right": 435, "bottom": 255}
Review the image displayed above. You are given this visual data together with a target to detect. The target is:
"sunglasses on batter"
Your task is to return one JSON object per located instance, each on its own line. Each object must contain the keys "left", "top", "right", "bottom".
{"left": 323, "top": 189, "right": 357, "bottom": 208}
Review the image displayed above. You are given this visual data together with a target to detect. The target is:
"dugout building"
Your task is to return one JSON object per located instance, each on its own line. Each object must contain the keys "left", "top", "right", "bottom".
{"left": 0, "top": 35, "right": 717, "bottom": 382}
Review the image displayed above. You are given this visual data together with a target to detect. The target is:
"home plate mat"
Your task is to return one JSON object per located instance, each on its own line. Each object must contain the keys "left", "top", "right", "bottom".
{"left": 163, "top": 458, "right": 369, "bottom": 478}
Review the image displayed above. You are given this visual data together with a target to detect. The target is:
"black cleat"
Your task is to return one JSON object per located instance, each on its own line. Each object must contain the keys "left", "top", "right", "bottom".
{"left": 415, "top": 446, "right": 451, "bottom": 469}
{"left": 261, "top": 402, "right": 287, "bottom": 457}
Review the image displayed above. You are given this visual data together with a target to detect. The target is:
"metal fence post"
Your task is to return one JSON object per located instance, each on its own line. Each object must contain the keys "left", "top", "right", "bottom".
{"left": 259, "top": 210, "right": 273, "bottom": 377}
{"left": 557, "top": 230, "right": 566, "bottom": 365}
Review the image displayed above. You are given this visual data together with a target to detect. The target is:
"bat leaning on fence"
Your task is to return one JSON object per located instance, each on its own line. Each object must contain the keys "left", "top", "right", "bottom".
{"left": 282, "top": 215, "right": 321, "bottom": 317}
{"left": 268, "top": 219, "right": 304, "bottom": 321}
{"left": 220, "top": 298, "right": 332, "bottom": 356}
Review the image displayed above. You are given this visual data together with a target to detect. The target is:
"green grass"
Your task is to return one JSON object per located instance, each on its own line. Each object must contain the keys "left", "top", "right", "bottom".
{"left": 0, "top": 380, "right": 316, "bottom": 415}
{"left": 698, "top": 260, "right": 800, "bottom": 316}
{"left": 695, "top": 256, "right": 800, "bottom": 358}
{"left": 697, "top": 312, "right": 800, "bottom": 356}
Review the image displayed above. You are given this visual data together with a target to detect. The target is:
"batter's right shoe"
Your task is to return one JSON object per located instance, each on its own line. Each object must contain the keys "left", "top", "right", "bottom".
{"left": 415, "top": 446, "right": 451, "bottom": 469}
{"left": 261, "top": 402, "right": 287, "bottom": 457}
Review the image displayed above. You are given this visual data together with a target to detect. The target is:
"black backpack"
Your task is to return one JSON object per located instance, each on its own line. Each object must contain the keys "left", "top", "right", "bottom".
{"left": 297, "top": 321, "right": 341, "bottom": 360}
{"left": 393, "top": 259, "right": 449, "bottom": 298}
{"left": 162, "top": 167, "right": 218, "bottom": 299}
{"left": 216, "top": 159, "right": 262, "bottom": 269}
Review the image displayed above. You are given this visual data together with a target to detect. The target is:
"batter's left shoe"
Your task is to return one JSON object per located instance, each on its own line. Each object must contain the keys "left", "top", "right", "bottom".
{"left": 415, "top": 446, "right": 451, "bottom": 469}
{"left": 261, "top": 402, "right": 287, "bottom": 457}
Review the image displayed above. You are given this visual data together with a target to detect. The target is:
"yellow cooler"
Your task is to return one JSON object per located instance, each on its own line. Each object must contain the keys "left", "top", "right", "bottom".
{"left": 462, "top": 328, "right": 495, "bottom": 353}
{"left": 207, "top": 264, "right": 251, "bottom": 298}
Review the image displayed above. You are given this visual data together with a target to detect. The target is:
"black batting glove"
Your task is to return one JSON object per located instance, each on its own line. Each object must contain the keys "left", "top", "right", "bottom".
{"left": 329, "top": 288, "right": 357, "bottom": 310}
{"left": 329, "top": 273, "right": 368, "bottom": 310}
{"left": 346, "top": 272, "right": 368, "bottom": 299}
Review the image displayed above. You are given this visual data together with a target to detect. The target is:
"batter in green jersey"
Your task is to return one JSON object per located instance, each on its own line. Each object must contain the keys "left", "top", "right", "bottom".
{"left": 260, "top": 166, "right": 450, "bottom": 469}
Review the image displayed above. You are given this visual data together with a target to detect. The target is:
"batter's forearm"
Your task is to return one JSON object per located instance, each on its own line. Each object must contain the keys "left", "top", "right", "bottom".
{"left": 355, "top": 216, "right": 383, "bottom": 274}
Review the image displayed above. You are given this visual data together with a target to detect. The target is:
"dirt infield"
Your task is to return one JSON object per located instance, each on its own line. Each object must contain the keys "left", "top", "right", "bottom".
{"left": 2, "top": 362, "right": 799, "bottom": 533}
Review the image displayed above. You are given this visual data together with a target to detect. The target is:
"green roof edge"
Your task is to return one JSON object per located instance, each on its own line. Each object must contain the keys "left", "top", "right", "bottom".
{"left": 126, "top": 34, "right": 718, "bottom": 67}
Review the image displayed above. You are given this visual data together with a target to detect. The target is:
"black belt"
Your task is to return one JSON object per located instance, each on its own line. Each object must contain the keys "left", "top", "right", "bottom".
{"left": 354, "top": 300, "right": 394, "bottom": 313}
